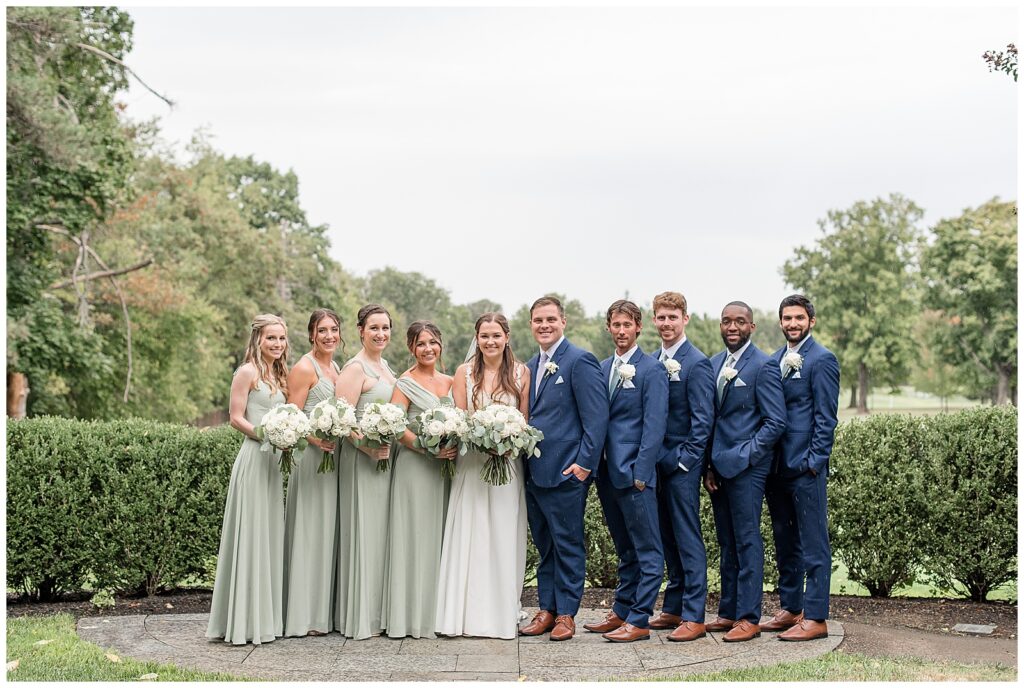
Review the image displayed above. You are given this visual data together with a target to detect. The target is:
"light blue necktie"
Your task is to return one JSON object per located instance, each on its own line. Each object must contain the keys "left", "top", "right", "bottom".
{"left": 608, "top": 358, "right": 622, "bottom": 398}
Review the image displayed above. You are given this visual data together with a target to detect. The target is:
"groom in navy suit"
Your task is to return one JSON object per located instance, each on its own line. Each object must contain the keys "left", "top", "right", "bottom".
{"left": 704, "top": 301, "right": 787, "bottom": 642}
{"left": 583, "top": 300, "right": 667, "bottom": 642}
{"left": 761, "top": 295, "right": 839, "bottom": 641}
{"left": 520, "top": 296, "right": 609, "bottom": 641}
{"left": 646, "top": 291, "right": 716, "bottom": 642}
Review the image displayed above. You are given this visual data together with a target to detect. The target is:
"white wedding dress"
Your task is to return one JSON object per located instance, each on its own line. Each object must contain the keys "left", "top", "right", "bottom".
{"left": 435, "top": 365, "right": 528, "bottom": 639}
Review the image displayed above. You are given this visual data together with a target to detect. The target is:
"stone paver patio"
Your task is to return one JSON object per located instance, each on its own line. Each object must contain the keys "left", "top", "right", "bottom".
{"left": 77, "top": 607, "right": 843, "bottom": 681}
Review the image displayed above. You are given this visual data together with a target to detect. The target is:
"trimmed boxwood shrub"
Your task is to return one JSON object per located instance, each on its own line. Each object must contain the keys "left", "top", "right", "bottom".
{"left": 9, "top": 408, "right": 1017, "bottom": 602}
{"left": 919, "top": 407, "right": 1017, "bottom": 601}
{"left": 7, "top": 417, "right": 238, "bottom": 599}
{"left": 828, "top": 414, "right": 932, "bottom": 597}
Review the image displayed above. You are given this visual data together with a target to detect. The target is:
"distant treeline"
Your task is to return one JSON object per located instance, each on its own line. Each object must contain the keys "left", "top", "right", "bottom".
{"left": 6, "top": 7, "right": 1015, "bottom": 423}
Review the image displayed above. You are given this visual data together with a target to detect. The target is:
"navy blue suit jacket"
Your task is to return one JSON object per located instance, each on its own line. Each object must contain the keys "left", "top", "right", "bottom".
{"left": 657, "top": 339, "right": 715, "bottom": 475}
{"left": 526, "top": 338, "right": 609, "bottom": 488}
{"left": 599, "top": 348, "right": 668, "bottom": 489}
{"left": 770, "top": 336, "right": 841, "bottom": 477}
{"left": 708, "top": 343, "right": 787, "bottom": 480}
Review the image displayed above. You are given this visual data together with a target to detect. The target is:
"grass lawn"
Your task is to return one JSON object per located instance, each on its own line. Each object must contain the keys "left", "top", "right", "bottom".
{"left": 837, "top": 386, "right": 981, "bottom": 421}
{"left": 654, "top": 650, "right": 1017, "bottom": 681}
{"left": 829, "top": 561, "right": 1017, "bottom": 601}
{"left": 5, "top": 614, "right": 246, "bottom": 682}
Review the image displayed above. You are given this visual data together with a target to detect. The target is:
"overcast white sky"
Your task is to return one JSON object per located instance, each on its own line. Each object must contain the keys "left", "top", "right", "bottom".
{"left": 122, "top": 5, "right": 1017, "bottom": 317}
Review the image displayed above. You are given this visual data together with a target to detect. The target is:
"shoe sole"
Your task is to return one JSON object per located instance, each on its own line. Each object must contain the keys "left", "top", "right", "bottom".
{"left": 666, "top": 633, "right": 707, "bottom": 642}
{"left": 778, "top": 633, "right": 828, "bottom": 642}
{"left": 604, "top": 635, "right": 650, "bottom": 643}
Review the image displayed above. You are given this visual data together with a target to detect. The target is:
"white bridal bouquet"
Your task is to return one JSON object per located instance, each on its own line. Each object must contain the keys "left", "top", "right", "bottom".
{"left": 357, "top": 402, "right": 408, "bottom": 472}
{"left": 412, "top": 403, "right": 469, "bottom": 478}
{"left": 308, "top": 397, "right": 359, "bottom": 473}
{"left": 255, "top": 403, "right": 312, "bottom": 477}
{"left": 463, "top": 403, "right": 544, "bottom": 486}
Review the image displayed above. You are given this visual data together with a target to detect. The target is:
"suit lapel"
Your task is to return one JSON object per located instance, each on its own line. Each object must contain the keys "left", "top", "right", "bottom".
{"left": 720, "top": 344, "right": 754, "bottom": 406}
{"left": 610, "top": 347, "right": 643, "bottom": 404}
{"left": 535, "top": 339, "right": 567, "bottom": 403}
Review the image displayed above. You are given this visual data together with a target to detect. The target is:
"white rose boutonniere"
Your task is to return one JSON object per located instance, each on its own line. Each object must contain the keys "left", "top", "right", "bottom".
{"left": 783, "top": 351, "right": 804, "bottom": 371}
{"left": 618, "top": 363, "right": 636, "bottom": 382}
{"left": 722, "top": 366, "right": 738, "bottom": 381}
{"left": 664, "top": 359, "right": 681, "bottom": 377}
{"left": 544, "top": 361, "right": 558, "bottom": 377}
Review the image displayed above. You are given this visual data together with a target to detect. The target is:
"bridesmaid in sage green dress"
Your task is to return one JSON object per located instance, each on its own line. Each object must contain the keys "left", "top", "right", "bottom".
{"left": 282, "top": 309, "right": 343, "bottom": 637}
{"left": 381, "top": 321, "right": 457, "bottom": 639}
{"left": 334, "top": 304, "right": 397, "bottom": 639}
{"left": 207, "top": 314, "right": 290, "bottom": 645}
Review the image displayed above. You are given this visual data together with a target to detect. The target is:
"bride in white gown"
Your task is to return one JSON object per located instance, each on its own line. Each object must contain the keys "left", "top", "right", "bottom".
{"left": 435, "top": 312, "right": 531, "bottom": 639}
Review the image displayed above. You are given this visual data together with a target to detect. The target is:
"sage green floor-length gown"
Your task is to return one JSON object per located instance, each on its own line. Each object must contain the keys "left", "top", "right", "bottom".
{"left": 207, "top": 379, "right": 286, "bottom": 645}
{"left": 380, "top": 377, "right": 452, "bottom": 639}
{"left": 283, "top": 354, "right": 340, "bottom": 636}
{"left": 335, "top": 358, "right": 396, "bottom": 639}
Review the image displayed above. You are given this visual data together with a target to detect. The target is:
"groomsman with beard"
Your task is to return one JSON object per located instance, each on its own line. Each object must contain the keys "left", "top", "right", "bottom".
{"left": 704, "top": 301, "right": 787, "bottom": 642}
{"left": 761, "top": 295, "right": 839, "bottom": 641}
{"left": 645, "top": 291, "right": 716, "bottom": 642}
{"left": 583, "top": 300, "right": 667, "bottom": 642}
{"left": 521, "top": 296, "right": 609, "bottom": 641}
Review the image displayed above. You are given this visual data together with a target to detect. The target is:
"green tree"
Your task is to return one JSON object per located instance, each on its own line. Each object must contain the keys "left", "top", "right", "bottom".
{"left": 909, "top": 312, "right": 963, "bottom": 411}
{"left": 782, "top": 194, "right": 923, "bottom": 413}
{"left": 6, "top": 7, "right": 143, "bottom": 416}
{"left": 920, "top": 198, "right": 1017, "bottom": 405}
{"left": 982, "top": 43, "right": 1017, "bottom": 82}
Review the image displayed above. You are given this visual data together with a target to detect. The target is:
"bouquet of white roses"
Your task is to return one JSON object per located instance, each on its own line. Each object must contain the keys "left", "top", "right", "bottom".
{"left": 255, "top": 403, "right": 312, "bottom": 477}
{"left": 412, "top": 403, "right": 469, "bottom": 478}
{"left": 463, "top": 403, "right": 544, "bottom": 486}
{"left": 357, "top": 402, "right": 408, "bottom": 472}
{"left": 308, "top": 397, "right": 359, "bottom": 473}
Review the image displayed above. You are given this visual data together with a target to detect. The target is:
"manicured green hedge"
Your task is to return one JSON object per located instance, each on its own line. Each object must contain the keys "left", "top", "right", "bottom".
{"left": 7, "top": 407, "right": 1017, "bottom": 601}
{"left": 828, "top": 408, "right": 1017, "bottom": 599}
{"left": 7, "top": 417, "right": 238, "bottom": 600}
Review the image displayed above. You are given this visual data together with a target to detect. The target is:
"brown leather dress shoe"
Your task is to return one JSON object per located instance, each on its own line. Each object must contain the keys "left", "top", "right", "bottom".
{"left": 779, "top": 619, "right": 828, "bottom": 641}
{"left": 649, "top": 612, "right": 683, "bottom": 630}
{"left": 583, "top": 611, "right": 625, "bottom": 633}
{"left": 759, "top": 609, "right": 804, "bottom": 632}
{"left": 705, "top": 616, "right": 736, "bottom": 632}
{"left": 603, "top": 623, "right": 650, "bottom": 643}
{"left": 519, "top": 610, "right": 556, "bottom": 636}
{"left": 667, "top": 621, "right": 706, "bottom": 642}
{"left": 722, "top": 619, "right": 761, "bottom": 642}
{"left": 550, "top": 615, "right": 576, "bottom": 641}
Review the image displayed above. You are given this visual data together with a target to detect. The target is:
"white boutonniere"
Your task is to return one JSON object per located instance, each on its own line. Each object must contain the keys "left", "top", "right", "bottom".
{"left": 618, "top": 364, "right": 636, "bottom": 382}
{"left": 722, "top": 366, "right": 738, "bottom": 381}
{"left": 783, "top": 351, "right": 804, "bottom": 377}
{"left": 664, "top": 359, "right": 681, "bottom": 378}
{"left": 544, "top": 361, "right": 558, "bottom": 377}
{"left": 617, "top": 363, "right": 636, "bottom": 389}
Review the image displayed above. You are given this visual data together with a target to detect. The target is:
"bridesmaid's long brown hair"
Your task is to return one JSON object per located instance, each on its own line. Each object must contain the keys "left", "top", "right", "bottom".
{"left": 470, "top": 312, "right": 519, "bottom": 410}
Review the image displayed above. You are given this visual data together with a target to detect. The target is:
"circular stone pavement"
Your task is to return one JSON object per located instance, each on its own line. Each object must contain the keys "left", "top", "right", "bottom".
{"left": 76, "top": 607, "right": 843, "bottom": 681}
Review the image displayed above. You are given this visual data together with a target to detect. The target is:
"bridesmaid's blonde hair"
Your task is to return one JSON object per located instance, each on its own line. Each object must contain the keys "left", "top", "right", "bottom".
{"left": 242, "top": 313, "right": 290, "bottom": 394}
